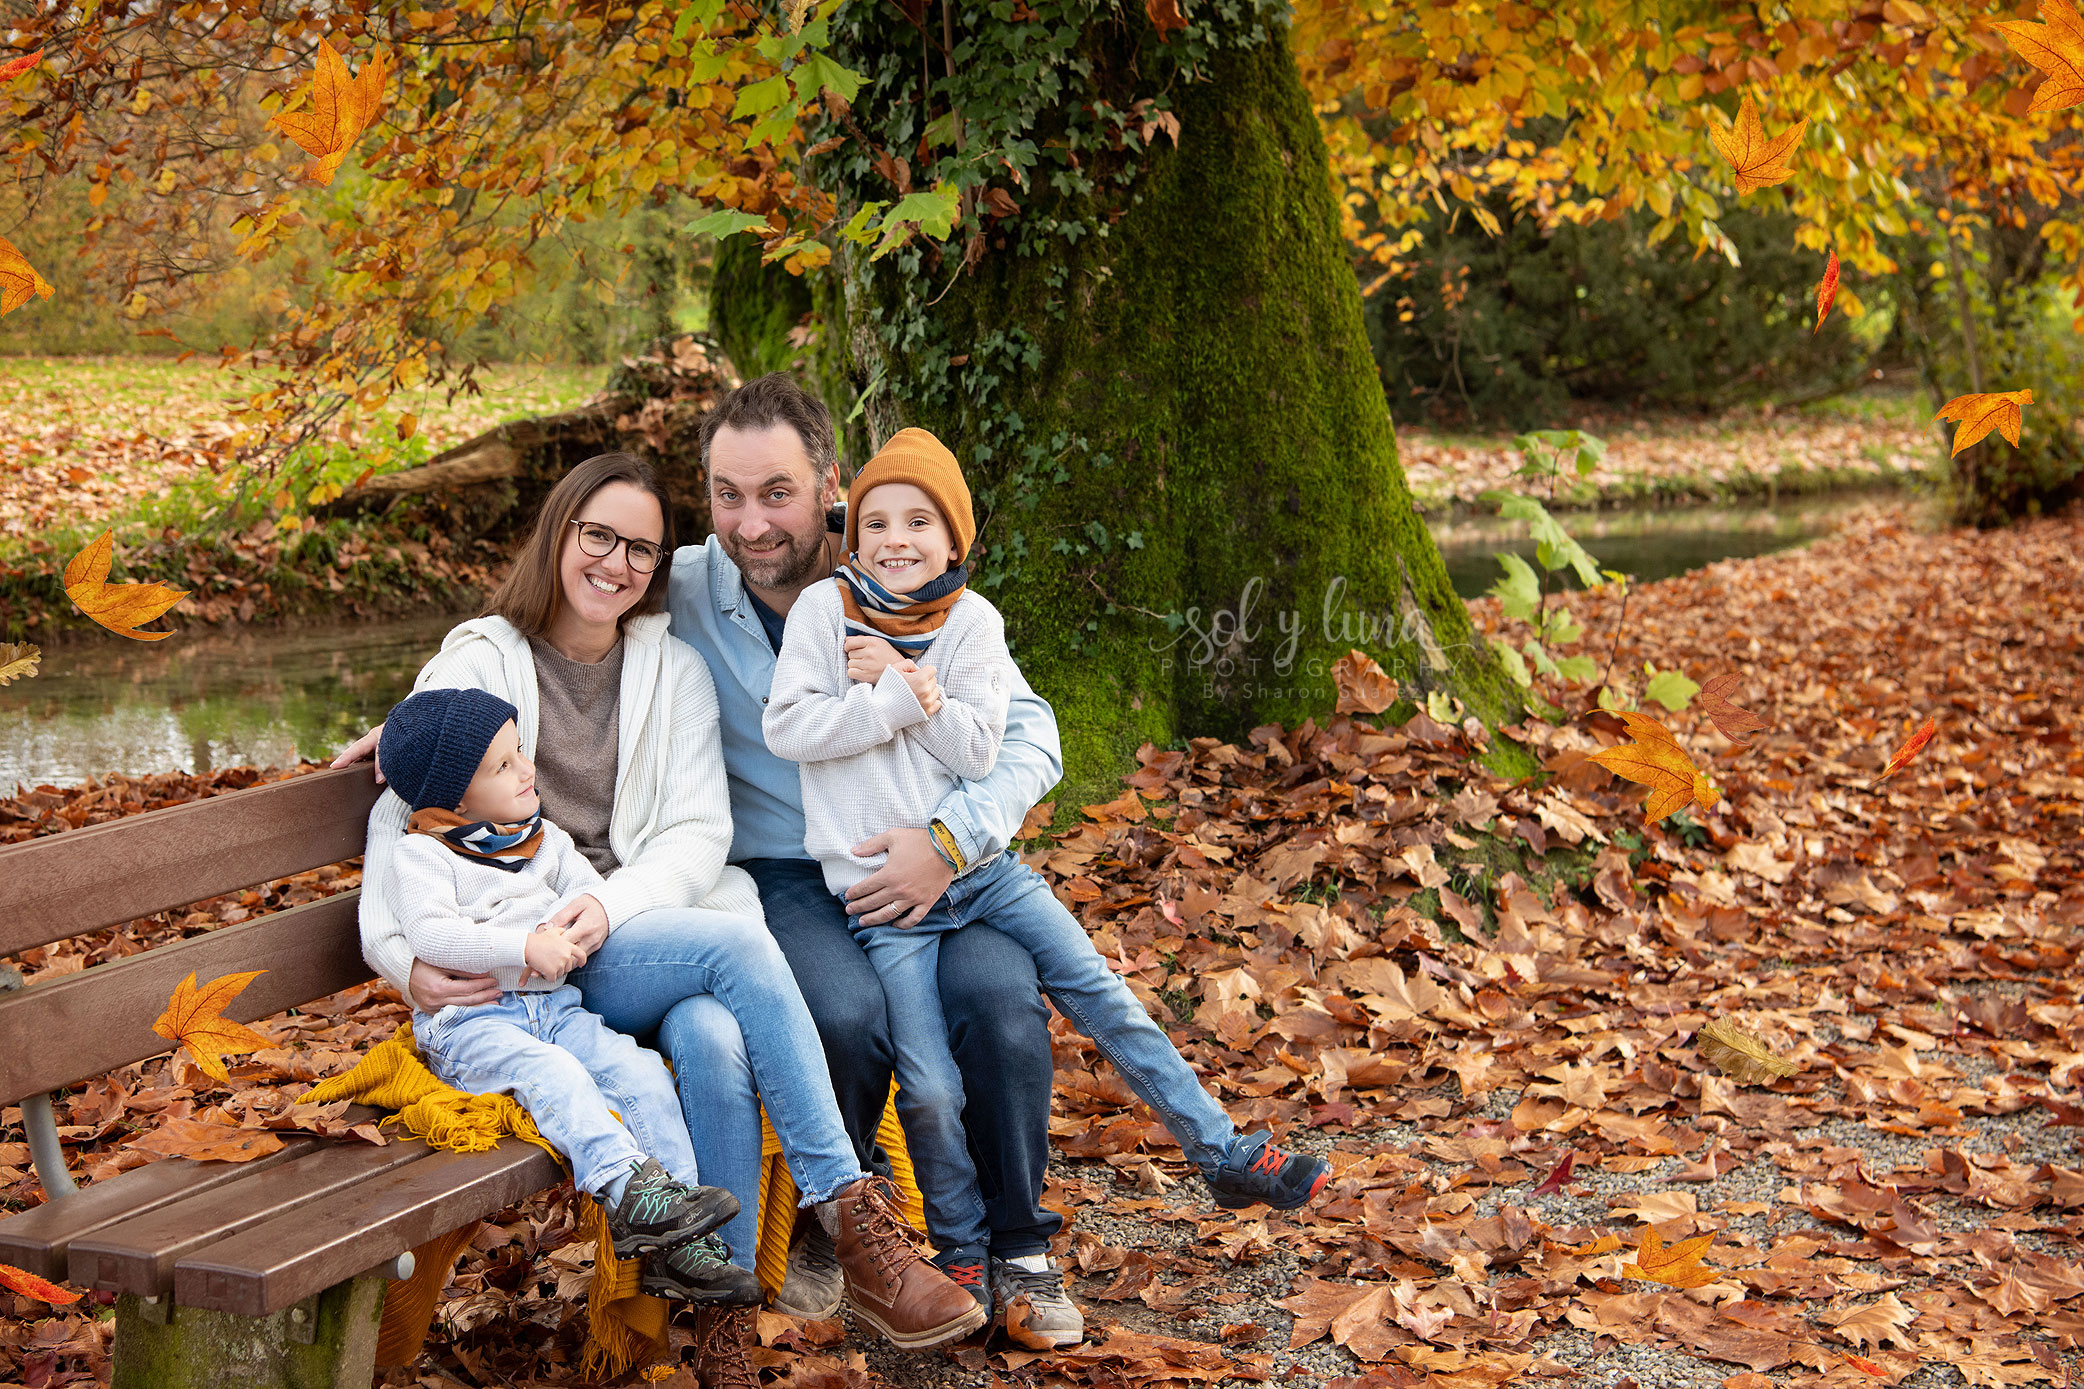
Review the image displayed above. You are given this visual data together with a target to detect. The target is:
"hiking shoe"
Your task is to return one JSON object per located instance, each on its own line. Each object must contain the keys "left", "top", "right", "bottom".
{"left": 991, "top": 1256, "right": 1085, "bottom": 1349}
{"left": 1204, "top": 1132, "right": 1330, "bottom": 1211}
{"left": 931, "top": 1243, "right": 991, "bottom": 1316}
{"left": 822, "top": 1176, "right": 987, "bottom": 1349}
{"left": 690, "top": 1304, "right": 760, "bottom": 1389}
{"left": 770, "top": 1218, "right": 844, "bottom": 1319}
{"left": 641, "top": 1233, "right": 764, "bottom": 1306}
{"left": 599, "top": 1157, "right": 740, "bottom": 1257}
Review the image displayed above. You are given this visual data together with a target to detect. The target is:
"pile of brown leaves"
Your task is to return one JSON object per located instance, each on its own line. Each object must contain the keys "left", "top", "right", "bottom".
{"left": 5, "top": 499, "right": 2084, "bottom": 1388}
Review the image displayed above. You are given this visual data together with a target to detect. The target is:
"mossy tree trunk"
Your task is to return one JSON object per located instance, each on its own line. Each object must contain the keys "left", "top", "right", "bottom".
{"left": 726, "top": 11, "right": 1533, "bottom": 803}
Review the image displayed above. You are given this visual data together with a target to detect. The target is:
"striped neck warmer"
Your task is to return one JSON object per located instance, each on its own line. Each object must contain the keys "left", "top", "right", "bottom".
{"left": 835, "top": 556, "right": 969, "bottom": 658}
{"left": 406, "top": 807, "right": 545, "bottom": 873}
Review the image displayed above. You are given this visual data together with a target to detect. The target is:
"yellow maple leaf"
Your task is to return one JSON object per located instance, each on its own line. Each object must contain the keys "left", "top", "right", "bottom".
{"left": 0, "top": 235, "right": 55, "bottom": 316}
{"left": 1709, "top": 96, "right": 1807, "bottom": 194}
{"left": 1623, "top": 1225, "right": 1719, "bottom": 1289}
{"left": 63, "top": 530, "right": 190, "bottom": 641}
{"left": 269, "top": 40, "right": 390, "bottom": 186}
{"left": 1587, "top": 710, "right": 1720, "bottom": 824}
{"left": 1935, "top": 389, "right": 2033, "bottom": 456}
{"left": 1996, "top": 0, "right": 2084, "bottom": 114}
{"left": 0, "top": 641, "right": 38, "bottom": 685}
{"left": 152, "top": 970, "right": 274, "bottom": 1082}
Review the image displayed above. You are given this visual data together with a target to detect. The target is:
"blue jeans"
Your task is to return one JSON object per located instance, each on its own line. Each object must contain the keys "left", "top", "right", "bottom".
{"left": 561, "top": 906, "right": 868, "bottom": 1267}
{"left": 850, "top": 854, "right": 1238, "bottom": 1250}
{"left": 734, "top": 857, "right": 1062, "bottom": 1259}
{"left": 414, "top": 987, "right": 692, "bottom": 1199}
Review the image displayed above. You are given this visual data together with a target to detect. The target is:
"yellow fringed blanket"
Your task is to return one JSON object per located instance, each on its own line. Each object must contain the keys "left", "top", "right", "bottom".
{"left": 303, "top": 1021, "right": 669, "bottom": 1380}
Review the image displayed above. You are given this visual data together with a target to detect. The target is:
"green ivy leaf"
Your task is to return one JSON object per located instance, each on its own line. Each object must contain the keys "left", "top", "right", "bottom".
{"left": 683, "top": 207, "right": 771, "bottom": 240}
{"left": 672, "top": 0, "right": 726, "bottom": 39}
{"left": 1487, "top": 551, "right": 1541, "bottom": 622}
{"left": 791, "top": 52, "right": 864, "bottom": 107}
{"left": 730, "top": 73, "right": 792, "bottom": 122}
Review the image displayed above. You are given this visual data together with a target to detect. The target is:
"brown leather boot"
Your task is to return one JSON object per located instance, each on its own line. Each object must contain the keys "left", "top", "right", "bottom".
{"left": 691, "top": 1304, "right": 759, "bottom": 1389}
{"left": 820, "top": 1176, "right": 987, "bottom": 1349}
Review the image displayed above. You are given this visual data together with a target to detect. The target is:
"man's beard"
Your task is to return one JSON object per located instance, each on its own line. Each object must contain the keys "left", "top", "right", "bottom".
{"left": 721, "top": 524, "right": 828, "bottom": 590}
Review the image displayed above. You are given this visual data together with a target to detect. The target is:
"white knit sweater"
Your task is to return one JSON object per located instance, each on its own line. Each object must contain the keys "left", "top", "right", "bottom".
{"left": 359, "top": 612, "right": 765, "bottom": 997}
{"left": 391, "top": 817, "right": 605, "bottom": 993}
{"left": 763, "top": 581, "right": 1012, "bottom": 895}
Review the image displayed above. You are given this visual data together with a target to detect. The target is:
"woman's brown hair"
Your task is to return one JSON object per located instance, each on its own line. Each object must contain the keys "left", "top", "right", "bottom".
{"left": 483, "top": 452, "right": 675, "bottom": 638}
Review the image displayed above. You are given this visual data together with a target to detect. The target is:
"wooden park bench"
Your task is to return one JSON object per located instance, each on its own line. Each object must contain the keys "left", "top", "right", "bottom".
{"left": 0, "top": 765, "right": 565, "bottom": 1389}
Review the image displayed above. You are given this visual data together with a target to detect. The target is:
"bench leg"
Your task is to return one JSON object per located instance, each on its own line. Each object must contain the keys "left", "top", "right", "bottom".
{"left": 112, "top": 1277, "right": 386, "bottom": 1389}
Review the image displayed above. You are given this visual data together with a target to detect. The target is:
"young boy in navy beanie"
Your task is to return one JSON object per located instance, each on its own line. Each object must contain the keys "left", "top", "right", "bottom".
{"left": 376, "top": 686, "right": 760, "bottom": 1307}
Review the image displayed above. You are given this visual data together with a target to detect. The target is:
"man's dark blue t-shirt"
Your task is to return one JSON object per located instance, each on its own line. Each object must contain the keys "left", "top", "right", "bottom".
{"left": 744, "top": 588, "right": 787, "bottom": 654}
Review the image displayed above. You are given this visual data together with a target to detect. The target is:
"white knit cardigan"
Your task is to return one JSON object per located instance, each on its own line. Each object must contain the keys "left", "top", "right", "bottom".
{"left": 358, "top": 611, "right": 765, "bottom": 997}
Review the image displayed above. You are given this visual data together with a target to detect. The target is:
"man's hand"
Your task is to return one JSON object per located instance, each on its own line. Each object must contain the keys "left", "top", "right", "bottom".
{"left": 844, "top": 634, "right": 906, "bottom": 685}
{"left": 902, "top": 663, "right": 943, "bottom": 717}
{"left": 547, "top": 894, "right": 610, "bottom": 960}
{"left": 407, "top": 957, "right": 499, "bottom": 1012}
{"left": 329, "top": 722, "right": 387, "bottom": 783}
{"left": 846, "top": 826, "right": 955, "bottom": 928}
{"left": 524, "top": 927, "right": 586, "bottom": 983}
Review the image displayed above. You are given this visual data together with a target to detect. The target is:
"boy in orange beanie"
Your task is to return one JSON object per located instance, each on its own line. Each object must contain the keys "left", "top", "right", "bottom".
{"left": 763, "top": 426, "right": 1328, "bottom": 1343}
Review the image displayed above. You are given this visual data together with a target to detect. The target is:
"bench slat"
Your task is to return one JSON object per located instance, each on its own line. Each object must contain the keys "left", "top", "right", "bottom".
{"left": 175, "top": 1140, "right": 564, "bottom": 1318}
{"left": 0, "top": 891, "right": 373, "bottom": 1108}
{"left": 0, "top": 1136, "right": 324, "bottom": 1280}
{"left": 0, "top": 765, "right": 381, "bottom": 957}
{"left": 69, "top": 1138, "right": 435, "bottom": 1298}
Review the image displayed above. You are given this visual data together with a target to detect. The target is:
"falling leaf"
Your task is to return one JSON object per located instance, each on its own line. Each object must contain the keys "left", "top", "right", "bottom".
{"left": 1696, "top": 671, "right": 1768, "bottom": 745}
{"left": 1144, "top": 0, "right": 1187, "bottom": 42}
{"left": 1332, "top": 649, "right": 1397, "bottom": 715}
{"left": 0, "top": 49, "right": 43, "bottom": 83}
{"left": 132, "top": 1115, "right": 286, "bottom": 1163}
{"left": 0, "top": 641, "right": 39, "bottom": 685}
{"left": 0, "top": 1264, "right": 82, "bottom": 1305}
{"left": 1873, "top": 714, "right": 1937, "bottom": 787}
{"left": 63, "top": 530, "right": 190, "bottom": 640}
{"left": 1531, "top": 1150, "right": 1577, "bottom": 1196}
{"left": 396, "top": 412, "right": 417, "bottom": 441}
{"left": 1996, "top": 0, "right": 2084, "bottom": 113}
{"left": 1935, "top": 389, "right": 2033, "bottom": 456}
{"left": 269, "top": 40, "right": 391, "bottom": 186}
{"left": 152, "top": 969, "right": 273, "bottom": 1082}
{"left": 1814, "top": 248, "right": 1840, "bottom": 334}
{"left": 1622, "top": 1225, "right": 1719, "bottom": 1289}
{"left": 1696, "top": 1015, "right": 1800, "bottom": 1086}
{"left": 1709, "top": 95, "right": 1808, "bottom": 194}
{"left": 0, "top": 235, "right": 55, "bottom": 316}
{"left": 780, "top": 0, "right": 814, "bottom": 31}
{"left": 1587, "top": 709, "right": 1721, "bottom": 823}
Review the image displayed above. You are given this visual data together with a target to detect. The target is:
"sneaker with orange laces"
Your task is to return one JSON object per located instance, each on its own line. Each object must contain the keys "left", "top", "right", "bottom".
{"left": 1204, "top": 1131, "right": 1330, "bottom": 1211}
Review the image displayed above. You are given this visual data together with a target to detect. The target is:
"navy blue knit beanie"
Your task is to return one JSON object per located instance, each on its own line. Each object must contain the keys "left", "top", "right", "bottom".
{"left": 380, "top": 688, "right": 521, "bottom": 813}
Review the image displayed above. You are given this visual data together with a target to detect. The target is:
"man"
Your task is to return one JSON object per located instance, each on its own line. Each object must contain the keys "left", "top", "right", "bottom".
{"left": 663, "top": 373, "right": 1085, "bottom": 1346}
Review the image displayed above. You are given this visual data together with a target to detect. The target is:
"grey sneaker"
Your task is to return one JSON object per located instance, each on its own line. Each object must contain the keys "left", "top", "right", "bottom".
{"left": 990, "top": 1256, "right": 1085, "bottom": 1349}
{"left": 770, "top": 1218, "right": 844, "bottom": 1319}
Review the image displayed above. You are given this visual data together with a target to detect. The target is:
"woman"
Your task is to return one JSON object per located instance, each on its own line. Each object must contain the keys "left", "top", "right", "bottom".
{"left": 332, "top": 453, "right": 985, "bottom": 1378}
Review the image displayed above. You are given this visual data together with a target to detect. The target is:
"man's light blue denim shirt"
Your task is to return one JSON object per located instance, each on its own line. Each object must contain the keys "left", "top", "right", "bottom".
{"left": 665, "top": 534, "right": 1065, "bottom": 872}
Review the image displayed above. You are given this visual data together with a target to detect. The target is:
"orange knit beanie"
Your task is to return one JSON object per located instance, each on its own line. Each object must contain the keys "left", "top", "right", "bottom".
{"left": 844, "top": 427, "right": 976, "bottom": 564}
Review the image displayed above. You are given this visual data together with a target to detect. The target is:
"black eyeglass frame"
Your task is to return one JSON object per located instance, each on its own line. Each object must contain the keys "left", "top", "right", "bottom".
{"left": 567, "top": 519, "right": 666, "bottom": 573}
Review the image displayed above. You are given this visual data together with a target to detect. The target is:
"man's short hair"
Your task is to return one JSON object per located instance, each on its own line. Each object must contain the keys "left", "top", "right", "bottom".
{"left": 699, "top": 373, "right": 838, "bottom": 487}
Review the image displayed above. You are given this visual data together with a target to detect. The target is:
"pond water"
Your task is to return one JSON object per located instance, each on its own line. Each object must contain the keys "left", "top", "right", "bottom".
{"left": 2, "top": 493, "right": 1880, "bottom": 789}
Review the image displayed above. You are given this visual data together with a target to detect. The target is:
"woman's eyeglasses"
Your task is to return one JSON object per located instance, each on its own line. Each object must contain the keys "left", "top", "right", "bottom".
{"left": 568, "top": 520, "right": 666, "bottom": 573}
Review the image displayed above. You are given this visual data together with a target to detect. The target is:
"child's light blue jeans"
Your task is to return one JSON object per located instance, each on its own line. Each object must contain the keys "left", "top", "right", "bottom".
{"left": 846, "top": 852, "right": 1238, "bottom": 1251}
{"left": 414, "top": 985, "right": 699, "bottom": 1199}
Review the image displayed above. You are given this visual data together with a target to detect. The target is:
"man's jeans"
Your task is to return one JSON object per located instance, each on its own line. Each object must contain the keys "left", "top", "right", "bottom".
{"left": 846, "top": 853, "right": 1237, "bottom": 1250}
{"left": 414, "top": 986, "right": 693, "bottom": 1199}
{"left": 734, "top": 857, "right": 1063, "bottom": 1259}
{"left": 562, "top": 906, "right": 868, "bottom": 1266}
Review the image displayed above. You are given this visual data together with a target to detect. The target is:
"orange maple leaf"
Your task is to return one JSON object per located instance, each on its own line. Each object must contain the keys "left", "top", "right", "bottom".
{"left": 1332, "top": 649, "right": 1398, "bottom": 716}
{"left": 1588, "top": 710, "right": 1721, "bottom": 824}
{"left": 269, "top": 40, "right": 390, "bottom": 185}
{"left": 1144, "top": 0, "right": 1186, "bottom": 42}
{"left": 1996, "top": 0, "right": 2084, "bottom": 114}
{"left": 63, "top": 530, "right": 190, "bottom": 640}
{"left": 1935, "top": 389, "right": 2033, "bottom": 456}
{"left": 0, "top": 49, "right": 42, "bottom": 83}
{"left": 152, "top": 969, "right": 273, "bottom": 1082}
{"left": 1872, "top": 714, "right": 1937, "bottom": 787}
{"left": 1623, "top": 1225, "right": 1719, "bottom": 1288}
{"left": 0, "top": 234, "right": 55, "bottom": 316}
{"left": 1815, "top": 247, "right": 1840, "bottom": 335}
{"left": 0, "top": 1263, "right": 83, "bottom": 1305}
{"left": 1696, "top": 671, "right": 1768, "bottom": 745}
{"left": 1709, "top": 95, "right": 1807, "bottom": 194}
{"left": 133, "top": 1115, "right": 287, "bottom": 1163}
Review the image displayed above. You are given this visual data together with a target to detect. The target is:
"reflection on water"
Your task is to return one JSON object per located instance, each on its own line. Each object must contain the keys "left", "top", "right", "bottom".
{"left": 3, "top": 612, "right": 463, "bottom": 790}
